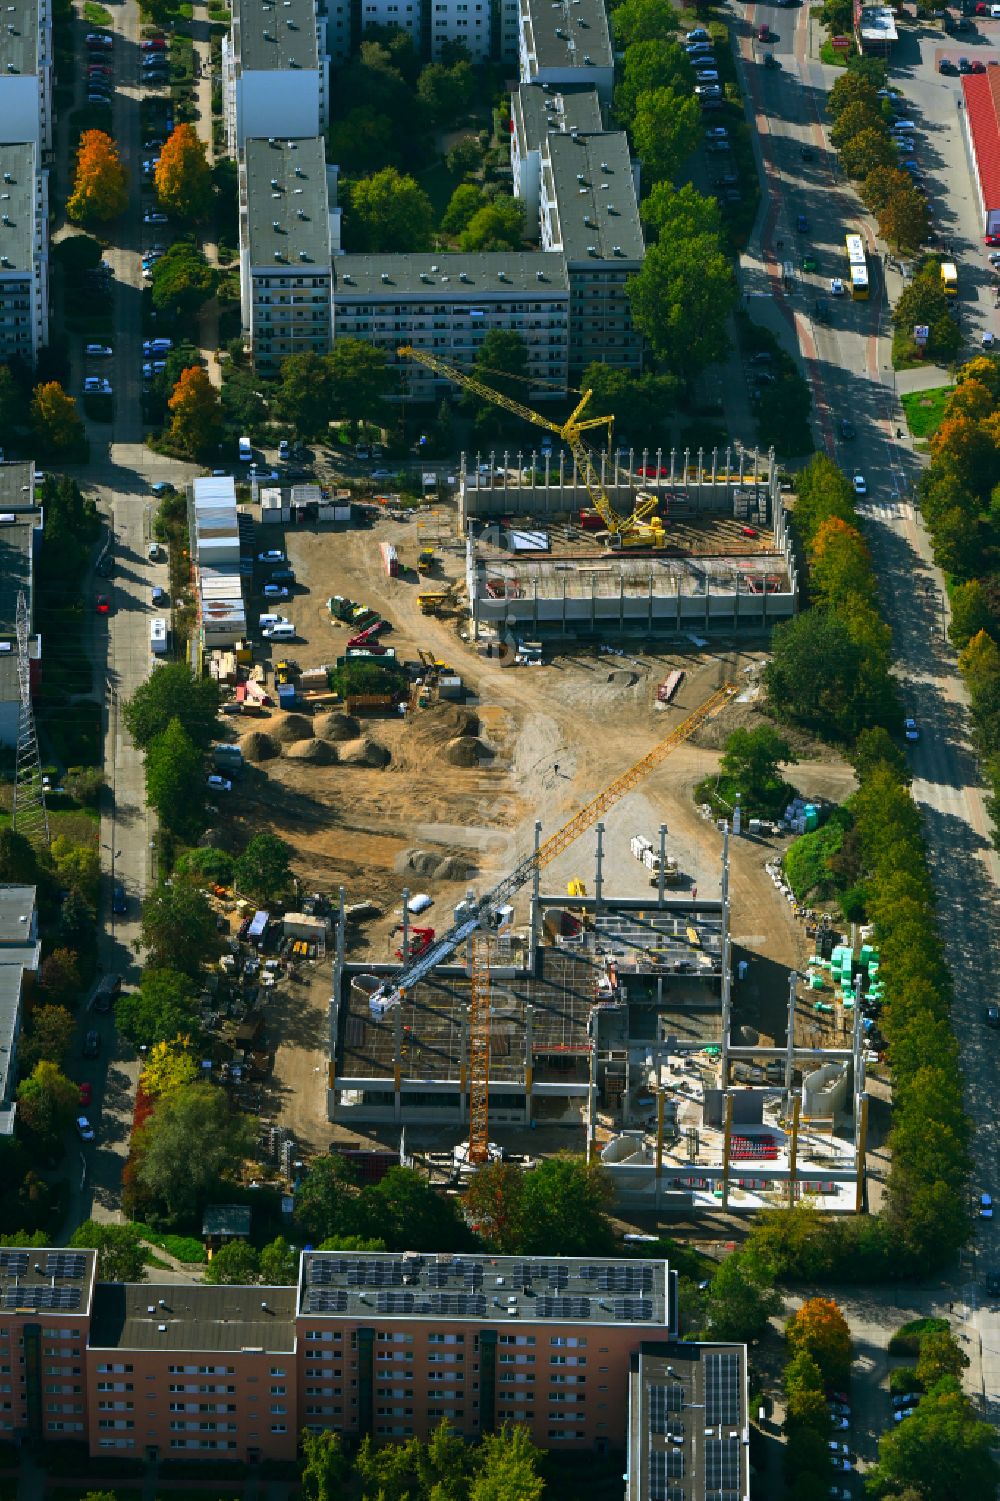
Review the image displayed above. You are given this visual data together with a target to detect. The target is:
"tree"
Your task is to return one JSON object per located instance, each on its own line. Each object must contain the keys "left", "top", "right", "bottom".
{"left": 19, "top": 1005, "right": 75, "bottom": 1071}
{"left": 627, "top": 235, "right": 734, "bottom": 379}
{"left": 703, "top": 1247, "right": 781, "bottom": 1344}
{"left": 446, "top": 136, "right": 484, "bottom": 177}
{"left": 441, "top": 181, "right": 484, "bottom": 237}
{"left": 66, "top": 130, "right": 127, "bottom": 223}
{"left": 611, "top": 0, "right": 679, "bottom": 46}
{"left": 202, "top": 1240, "right": 260, "bottom": 1284}
{"left": 861, "top": 164, "right": 914, "bottom": 215}
{"left": 471, "top": 1426, "right": 545, "bottom": 1501}
{"left": 577, "top": 363, "right": 679, "bottom": 445}
{"left": 829, "top": 100, "right": 883, "bottom": 151}
{"left": 31, "top": 381, "right": 85, "bottom": 456}
{"left": 140, "top": 1038, "right": 201, "bottom": 1097}
{"left": 416, "top": 60, "right": 474, "bottom": 124}
{"left": 828, "top": 71, "right": 881, "bottom": 115}
{"left": 51, "top": 837, "right": 101, "bottom": 906}
{"left": 234, "top": 833, "right": 293, "bottom": 902}
{"left": 167, "top": 366, "right": 222, "bottom": 460}
{"left": 154, "top": 123, "right": 213, "bottom": 221}
{"left": 0, "top": 364, "right": 28, "bottom": 437}
{"left": 917, "top": 1327, "right": 969, "bottom": 1388}
{"left": 346, "top": 168, "right": 435, "bottom": 253}
{"left": 293, "top": 1154, "right": 362, "bottom": 1242}
{"left": 327, "top": 107, "right": 399, "bottom": 174}
{"left": 328, "top": 339, "right": 393, "bottom": 436}
{"left": 116, "top": 968, "right": 200, "bottom": 1050}
{"left": 616, "top": 38, "right": 693, "bottom": 123}
{"left": 463, "top": 1161, "right": 527, "bottom": 1252}
{"left": 839, "top": 125, "right": 897, "bottom": 179}
{"left": 865, "top": 1378, "right": 999, "bottom": 1500}
{"left": 58, "top": 888, "right": 96, "bottom": 955}
{"left": 52, "top": 233, "right": 103, "bottom": 281}
{"left": 786, "top": 1297, "right": 853, "bottom": 1387}
{"left": 765, "top": 609, "right": 869, "bottom": 740}
{"left": 0, "top": 829, "right": 38, "bottom": 885}
{"left": 949, "top": 580, "right": 995, "bottom": 650}
{"left": 150, "top": 243, "right": 218, "bottom": 319}
{"left": 302, "top": 1430, "right": 351, "bottom": 1501}
{"left": 809, "top": 516, "right": 875, "bottom": 605}
{"left": 852, "top": 725, "right": 910, "bottom": 786}
{"left": 37, "top": 951, "right": 83, "bottom": 1009}
{"left": 145, "top": 718, "right": 205, "bottom": 839}
{"left": 878, "top": 186, "right": 929, "bottom": 253}
{"left": 640, "top": 181, "right": 721, "bottom": 244}
{"left": 132, "top": 1082, "right": 255, "bottom": 1225}
{"left": 15, "top": 1061, "right": 78, "bottom": 1151}
{"left": 631, "top": 87, "right": 702, "bottom": 183}
{"left": 140, "top": 882, "right": 218, "bottom": 979}
{"left": 274, "top": 351, "right": 335, "bottom": 441}
{"left": 259, "top": 1235, "right": 299, "bottom": 1284}
{"left": 719, "top": 725, "right": 795, "bottom": 813}
{"left": 463, "top": 1155, "right": 615, "bottom": 1254}
{"left": 459, "top": 199, "right": 525, "bottom": 251}
{"left": 70, "top": 1221, "right": 147, "bottom": 1282}
{"left": 123, "top": 662, "right": 221, "bottom": 751}
{"left": 355, "top": 1166, "right": 475, "bottom": 1252}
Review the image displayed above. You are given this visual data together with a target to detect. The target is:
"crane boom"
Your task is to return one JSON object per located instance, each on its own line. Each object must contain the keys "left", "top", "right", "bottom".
{"left": 367, "top": 682, "right": 735, "bottom": 1017}
{"left": 396, "top": 345, "right": 661, "bottom": 543}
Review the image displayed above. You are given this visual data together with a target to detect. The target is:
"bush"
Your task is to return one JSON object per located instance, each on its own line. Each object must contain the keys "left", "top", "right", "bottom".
{"left": 783, "top": 810, "right": 852, "bottom": 903}
{"left": 887, "top": 1316, "right": 950, "bottom": 1356}
{"left": 888, "top": 1365, "right": 920, "bottom": 1396}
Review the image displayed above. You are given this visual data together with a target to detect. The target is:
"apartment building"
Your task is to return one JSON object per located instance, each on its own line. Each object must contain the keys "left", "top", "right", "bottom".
{"left": 238, "top": 136, "right": 334, "bottom": 375}
{"left": 626, "top": 1342, "right": 751, "bottom": 1501}
{"left": 332, "top": 251, "right": 569, "bottom": 398}
{"left": 510, "top": 82, "right": 604, "bottom": 227}
{"left": 518, "top": 0, "right": 613, "bottom": 104}
{"left": 222, "top": 0, "right": 329, "bottom": 153}
{"left": 0, "top": 884, "right": 38, "bottom": 1137}
{"left": 0, "top": 463, "right": 43, "bottom": 749}
{"left": 0, "top": 0, "right": 53, "bottom": 151}
{"left": 0, "top": 1247, "right": 97, "bottom": 1439}
{"left": 539, "top": 129, "right": 644, "bottom": 375}
{"left": 0, "top": 142, "right": 49, "bottom": 364}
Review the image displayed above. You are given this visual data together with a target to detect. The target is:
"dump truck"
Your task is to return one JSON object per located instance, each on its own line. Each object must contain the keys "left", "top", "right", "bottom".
{"left": 418, "top": 547, "right": 435, "bottom": 573}
{"left": 418, "top": 591, "right": 450, "bottom": 615}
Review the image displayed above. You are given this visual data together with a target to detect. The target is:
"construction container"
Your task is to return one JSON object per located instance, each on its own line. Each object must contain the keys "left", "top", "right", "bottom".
{"left": 277, "top": 682, "right": 297, "bottom": 706}
{"left": 656, "top": 670, "right": 684, "bottom": 704}
{"left": 282, "top": 912, "right": 329, "bottom": 942}
{"left": 438, "top": 674, "right": 463, "bottom": 700}
{"left": 212, "top": 743, "right": 244, "bottom": 770}
{"left": 380, "top": 542, "right": 399, "bottom": 578}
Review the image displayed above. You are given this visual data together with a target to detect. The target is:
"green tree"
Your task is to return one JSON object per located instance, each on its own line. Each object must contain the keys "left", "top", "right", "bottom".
{"left": 861, "top": 164, "right": 914, "bottom": 215}
{"left": 37, "top": 950, "right": 83, "bottom": 1008}
{"left": 327, "top": 106, "right": 399, "bottom": 173}
{"left": 917, "top": 1328, "right": 969, "bottom": 1388}
{"left": 704, "top": 1248, "right": 781, "bottom": 1344}
{"left": 611, "top": 0, "right": 679, "bottom": 46}
{"left": 140, "top": 1039, "right": 201, "bottom": 1098}
{"left": 852, "top": 725, "right": 910, "bottom": 785}
{"left": 631, "top": 87, "right": 702, "bottom": 183}
{"left": 577, "top": 363, "right": 679, "bottom": 444}
{"left": 416, "top": 60, "right": 474, "bottom": 124}
{"left": 328, "top": 339, "right": 393, "bottom": 437}
{"left": 234, "top": 833, "right": 293, "bottom": 902}
{"left": 471, "top": 1426, "right": 545, "bottom": 1501}
{"left": 302, "top": 1430, "right": 351, "bottom": 1501}
{"left": 70, "top": 1221, "right": 147, "bottom": 1282}
{"left": 829, "top": 99, "right": 883, "bottom": 150}
{"left": 459, "top": 199, "right": 525, "bottom": 251}
{"left": 719, "top": 725, "right": 795, "bottom": 813}
{"left": 258, "top": 1235, "right": 299, "bottom": 1284}
{"left": 949, "top": 579, "right": 995, "bottom": 650}
{"left": 627, "top": 236, "right": 734, "bottom": 379}
{"left": 202, "top": 1241, "right": 260, "bottom": 1284}
{"left": 123, "top": 663, "right": 221, "bottom": 750}
{"left": 31, "top": 381, "right": 86, "bottom": 457}
{"left": 346, "top": 168, "right": 435, "bottom": 253}
{"left": 464, "top": 1155, "right": 615, "bottom": 1254}
{"left": 866, "top": 1378, "right": 999, "bottom": 1500}
{"left": 145, "top": 717, "right": 205, "bottom": 837}
{"left": 446, "top": 135, "right": 484, "bottom": 177}
{"left": 640, "top": 181, "right": 721, "bottom": 243}
{"left": 275, "top": 351, "right": 335, "bottom": 441}
{"left": 19, "top": 1005, "right": 75, "bottom": 1071}
{"left": 0, "top": 829, "right": 38, "bottom": 885}
{"left": 0, "top": 363, "right": 28, "bottom": 436}
{"left": 765, "top": 609, "right": 869, "bottom": 740}
{"left": 115, "top": 968, "right": 200, "bottom": 1050}
{"left": 616, "top": 38, "right": 693, "bottom": 122}
{"left": 58, "top": 888, "right": 96, "bottom": 955}
{"left": 878, "top": 186, "right": 930, "bottom": 253}
{"left": 294, "top": 1154, "right": 362, "bottom": 1242}
{"left": 355, "top": 1166, "right": 475, "bottom": 1252}
{"left": 828, "top": 71, "right": 881, "bottom": 116}
{"left": 51, "top": 233, "right": 103, "bottom": 281}
{"left": 441, "top": 181, "right": 485, "bottom": 236}
{"left": 167, "top": 366, "right": 223, "bottom": 460}
{"left": 132, "top": 1082, "right": 255, "bottom": 1225}
{"left": 51, "top": 838, "right": 101, "bottom": 906}
{"left": 140, "top": 879, "right": 219, "bottom": 978}
{"left": 15, "top": 1061, "right": 78, "bottom": 1152}
{"left": 150, "top": 243, "right": 218, "bottom": 320}
{"left": 839, "top": 125, "right": 897, "bottom": 179}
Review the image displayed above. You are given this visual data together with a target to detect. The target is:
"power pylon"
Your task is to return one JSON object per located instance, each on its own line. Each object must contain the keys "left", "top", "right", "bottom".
{"left": 12, "top": 590, "right": 49, "bottom": 851}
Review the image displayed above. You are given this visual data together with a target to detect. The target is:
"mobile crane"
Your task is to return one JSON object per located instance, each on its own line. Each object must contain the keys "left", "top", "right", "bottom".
{"left": 397, "top": 345, "right": 666, "bottom": 548}
{"left": 369, "top": 682, "right": 735, "bottom": 1163}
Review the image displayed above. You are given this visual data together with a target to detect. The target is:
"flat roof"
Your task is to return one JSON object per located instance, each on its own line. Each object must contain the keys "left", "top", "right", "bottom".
{"left": 629, "top": 1341, "right": 750, "bottom": 1501}
{"left": 513, "top": 82, "right": 604, "bottom": 154}
{"left": 0, "top": 0, "right": 41, "bottom": 78}
{"left": 334, "top": 251, "right": 568, "bottom": 299}
{"left": 231, "top": 0, "right": 318, "bottom": 72}
{"left": 89, "top": 1283, "right": 298, "bottom": 1352}
{"left": 0, "top": 1246, "right": 96, "bottom": 1315}
{"left": 0, "top": 463, "right": 36, "bottom": 509}
{"left": 857, "top": 3, "right": 897, "bottom": 38}
{"left": 0, "top": 518, "right": 35, "bottom": 634}
{"left": 520, "top": 0, "right": 612, "bottom": 73}
{"left": 300, "top": 1251, "right": 671, "bottom": 1328}
{"left": 0, "top": 966, "right": 22, "bottom": 1107}
{"left": 0, "top": 145, "right": 38, "bottom": 276}
{"left": 0, "top": 885, "right": 35, "bottom": 945}
{"left": 964, "top": 70, "right": 1000, "bottom": 214}
{"left": 244, "top": 136, "right": 331, "bottom": 271}
{"left": 543, "top": 131, "right": 644, "bottom": 264}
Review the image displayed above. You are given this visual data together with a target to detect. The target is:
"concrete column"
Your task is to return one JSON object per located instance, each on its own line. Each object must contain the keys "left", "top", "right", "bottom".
{"left": 400, "top": 887, "right": 410, "bottom": 964}
{"left": 855, "top": 1093, "right": 868, "bottom": 1213}
{"left": 393, "top": 1003, "right": 403, "bottom": 1124}
{"left": 657, "top": 823, "right": 667, "bottom": 906}
{"left": 529, "top": 820, "right": 542, "bottom": 972}
{"left": 787, "top": 1095, "right": 800, "bottom": 1209}
{"left": 719, "top": 828, "right": 732, "bottom": 1089}
{"left": 586, "top": 1011, "right": 599, "bottom": 1163}
{"left": 784, "top": 970, "right": 797, "bottom": 1113}
{"left": 594, "top": 823, "right": 605, "bottom": 920}
{"left": 525, "top": 1003, "right": 534, "bottom": 1123}
{"left": 721, "top": 1090, "right": 733, "bottom": 1210}
{"left": 669, "top": 448, "right": 676, "bottom": 484}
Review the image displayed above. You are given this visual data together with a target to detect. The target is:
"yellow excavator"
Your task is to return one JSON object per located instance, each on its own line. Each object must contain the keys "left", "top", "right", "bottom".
{"left": 397, "top": 345, "right": 666, "bottom": 549}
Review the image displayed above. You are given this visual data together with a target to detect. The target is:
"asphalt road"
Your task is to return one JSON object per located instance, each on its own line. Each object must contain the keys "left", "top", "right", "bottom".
{"left": 735, "top": 0, "right": 1000, "bottom": 1440}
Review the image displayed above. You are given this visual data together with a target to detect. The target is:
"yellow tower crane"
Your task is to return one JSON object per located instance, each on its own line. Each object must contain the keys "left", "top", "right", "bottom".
{"left": 397, "top": 345, "right": 666, "bottom": 548}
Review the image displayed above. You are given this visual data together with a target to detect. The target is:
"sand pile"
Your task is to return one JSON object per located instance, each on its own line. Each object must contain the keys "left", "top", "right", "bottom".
{"left": 435, "top": 854, "right": 477, "bottom": 881}
{"left": 271, "top": 712, "right": 315, "bottom": 744}
{"left": 314, "top": 712, "right": 361, "bottom": 741}
{"left": 341, "top": 737, "right": 391, "bottom": 768}
{"left": 444, "top": 736, "right": 492, "bottom": 767}
{"left": 241, "top": 731, "right": 280, "bottom": 762}
{"left": 285, "top": 739, "right": 337, "bottom": 763}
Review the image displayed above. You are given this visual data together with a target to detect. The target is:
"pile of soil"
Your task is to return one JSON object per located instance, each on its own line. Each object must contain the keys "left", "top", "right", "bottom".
{"left": 341, "top": 737, "right": 391, "bottom": 768}
{"left": 399, "top": 849, "right": 441, "bottom": 876}
{"left": 242, "top": 730, "right": 280, "bottom": 762}
{"left": 397, "top": 848, "right": 478, "bottom": 882}
{"left": 314, "top": 712, "right": 361, "bottom": 741}
{"left": 436, "top": 853, "right": 477, "bottom": 881}
{"left": 444, "top": 736, "right": 493, "bottom": 767}
{"left": 271, "top": 711, "right": 315, "bottom": 744}
{"left": 285, "top": 738, "right": 337, "bottom": 763}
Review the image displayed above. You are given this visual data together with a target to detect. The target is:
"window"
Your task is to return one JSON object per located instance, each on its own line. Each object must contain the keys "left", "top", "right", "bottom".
{"left": 271, "top": 1424, "right": 287, "bottom": 1434}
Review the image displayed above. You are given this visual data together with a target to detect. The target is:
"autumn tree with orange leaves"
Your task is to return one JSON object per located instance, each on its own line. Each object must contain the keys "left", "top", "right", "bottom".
{"left": 786, "top": 1296, "right": 853, "bottom": 1388}
{"left": 67, "top": 130, "right": 127, "bottom": 224}
{"left": 166, "top": 367, "right": 222, "bottom": 459}
{"left": 154, "top": 125, "right": 212, "bottom": 222}
{"left": 808, "top": 516, "right": 875, "bottom": 607}
{"left": 30, "top": 382, "right": 86, "bottom": 456}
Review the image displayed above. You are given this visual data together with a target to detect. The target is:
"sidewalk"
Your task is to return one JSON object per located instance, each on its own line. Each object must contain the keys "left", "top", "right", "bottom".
{"left": 191, "top": 1, "right": 223, "bottom": 388}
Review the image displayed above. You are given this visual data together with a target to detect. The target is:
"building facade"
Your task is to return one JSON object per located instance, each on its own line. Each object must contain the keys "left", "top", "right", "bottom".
{"left": 0, "top": 143, "right": 49, "bottom": 365}
{"left": 223, "top": 0, "right": 329, "bottom": 154}
{"left": 0, "top": 0, "right": 53, "bottom": 152}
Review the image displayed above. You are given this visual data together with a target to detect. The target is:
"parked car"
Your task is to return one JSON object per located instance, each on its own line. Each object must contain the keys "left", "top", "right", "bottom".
{"left": 83, "top": 376, "right": 112, "bottom": 394}
{"left": 112, "top": 882, "right": 127, "bottom": 915}
{"left": 705, "top": 126, "right": 728, "bottom": 140}
{"left": 891, "top": 1393, "right": 919, "bottom": 1408}
{"left": 981, "top": 1193, "right": 993, "bottom": 1219}
{"left": 96, "top": 595, "right": 110, "bottom": 616}
{"left": 796, "top": 213, "right": 809, "bottom": 231}
{"left": 853, "top": 474, "right": 867, "bottom": 495}
{"left": 838, "top": 418, "right": 856, "bottom": 440}
{"left": 694, "top": 68, "right": 720, "bottom": 81}
{"left": 85, "top": 343, "right": 113, "bottom": 356}
{"left": 144, "top": 338, "right": 172, "bottom": 352}
{"left": 79, "top": 1082, "right": 92, "bottom": 1106}
{"left": 76, "top": 1116, "right": 95, "bottom": 1142}
{"left": 151, "top": 481, "right": 173, "bottom": 496}
{"left": 904, "top": 716, "right": 919, "bottom": 741}
{"left": 694, "top": 83, "right": 721, "bottom": 96}
{"left": 83, "top": 1030, "right": 100, "bottom": 1058}
{"left": 939, "top": 57, "right": 959, "bottom": 73}
{"left": 151, "top": 585, "right": 168, "bottom": 606}
{"left": 207, "top": 774, "right": 233, "bottom": 793}
{"left": 86, "top": 31, "right": 113, "bottom": 43}
{"left": 278, "top": 439, "right": 290, "bottom": 460}
{"left": 258, "top": 549, "right": 286, "bottom": 563}
{"left": 143, "top": 211, "right": 168, "bottom": 224}
{"left": 985, "top": 1003, "right": 1000, "bottom": 1028}
{"left": 263, "top": 584, "right": 290, "bottom": 599}
{"left": 893, "top": 1407, "right": 917, "bottom": 1423}
{"left": 686, "top": 25, "right": 709, "bottom": 39}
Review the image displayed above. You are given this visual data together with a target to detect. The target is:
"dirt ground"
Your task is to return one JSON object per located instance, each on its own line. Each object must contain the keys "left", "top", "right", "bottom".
{"left": 235, "top": 500, "right": 857, "bottom": 1155}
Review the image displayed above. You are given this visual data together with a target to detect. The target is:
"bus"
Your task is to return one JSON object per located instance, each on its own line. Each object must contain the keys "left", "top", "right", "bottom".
{"left": 845, "top": 234, "right": 869, "bottom": 300}
{"left": 941, "top": 261, "right": 958, "bottom": 295}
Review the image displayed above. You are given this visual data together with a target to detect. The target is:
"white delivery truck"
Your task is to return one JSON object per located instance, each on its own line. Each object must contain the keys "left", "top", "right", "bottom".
{"left": 150, "top": 617, "right": 168, "bottom": 656}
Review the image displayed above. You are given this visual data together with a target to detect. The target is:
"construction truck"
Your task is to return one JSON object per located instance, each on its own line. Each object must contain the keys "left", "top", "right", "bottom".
{"left": 418, "top": 547, "right": 435, "bottom": 574}
{"left": 567, "top": 878, "right": 587, "bottom": 898}
{"left": 418, "top": 590, "right": 450, "bottom": 615}
{"left": 648, "top": 857, "right": 681, "bottom": 887}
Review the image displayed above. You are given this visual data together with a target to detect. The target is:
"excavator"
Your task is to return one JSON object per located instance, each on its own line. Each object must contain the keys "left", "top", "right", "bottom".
{"left": 397, "top": 345, "right": 666, "bottom": 549}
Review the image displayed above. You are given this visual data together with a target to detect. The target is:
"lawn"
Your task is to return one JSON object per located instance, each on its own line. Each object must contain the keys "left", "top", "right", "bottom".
{"left": 132, "top": 1223, "right": 207, "bottom": 1263}
{"left": 901, "top": 385, "right": 952, "bottom": 439}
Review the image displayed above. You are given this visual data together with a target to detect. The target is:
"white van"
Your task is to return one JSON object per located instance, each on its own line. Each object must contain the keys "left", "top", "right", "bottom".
{"left": 263, "top": 621, "right": 296, "bottom": 641}
{"left": 150, "top": 617, "right": 168, "bottom": 655}
{"left": 257, "top": 613, "right": 286, "bottom": 630}
{"left": 238, "top": 435, "right": 252, "bottom": 462}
